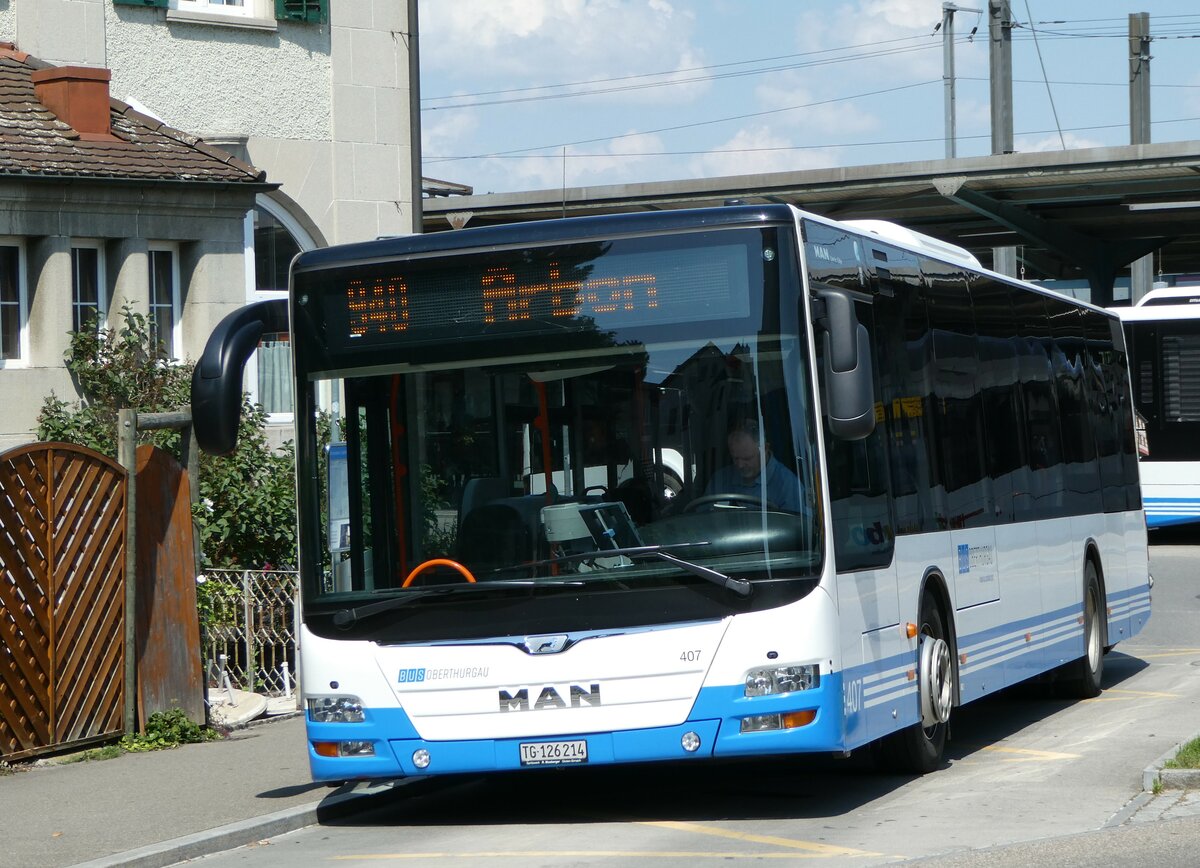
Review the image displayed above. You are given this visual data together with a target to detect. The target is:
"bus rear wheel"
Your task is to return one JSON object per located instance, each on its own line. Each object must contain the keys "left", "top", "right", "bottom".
{"left": 877, "top": 594, "right": 953, "bottom": 775}
{"left": 1057, "top": 560, "right": 1104, "bottom": 699}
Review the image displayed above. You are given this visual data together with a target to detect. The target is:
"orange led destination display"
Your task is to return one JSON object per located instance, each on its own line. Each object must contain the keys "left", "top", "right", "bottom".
{"left": 347, "top": 264, "right": 659, "bottom": 337}
{"left": 333, "top": 237, "right": 753, "bottom": 344}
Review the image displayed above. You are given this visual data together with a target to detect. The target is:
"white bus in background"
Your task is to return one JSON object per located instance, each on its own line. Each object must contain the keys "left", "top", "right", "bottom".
{"left": 1113, "top": 286, "right": 1200, "bottom": 529}
{"left": 193, "top": 204, "right": 1151, "bottom": 783}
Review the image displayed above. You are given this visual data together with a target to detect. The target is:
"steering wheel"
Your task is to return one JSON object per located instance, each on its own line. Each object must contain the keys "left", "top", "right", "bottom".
{"left": 402, "top": 558, "right": 477, "bottom": 588}
{"left": 683, "top": 493, "right": 778, "bottom": 512}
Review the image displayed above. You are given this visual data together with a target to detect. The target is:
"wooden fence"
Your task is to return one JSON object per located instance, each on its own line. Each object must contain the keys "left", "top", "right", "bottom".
{"left": 0, "top": 443, "right": 126, "bottom": 760}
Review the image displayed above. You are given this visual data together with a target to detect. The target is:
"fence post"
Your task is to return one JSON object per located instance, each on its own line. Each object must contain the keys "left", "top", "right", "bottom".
{"left": 243, "top": 569, "right": 255, "bottom": 692}
{"left": 293, "top": 578, "right": 302, "bottom": 709}
{"left": 118, "top": 408, "right": 138, "bottom": 735}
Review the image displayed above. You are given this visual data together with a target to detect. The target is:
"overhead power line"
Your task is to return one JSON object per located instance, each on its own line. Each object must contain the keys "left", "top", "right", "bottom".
{"left": 426, "top": 80, "right": 940, "bottom": 164}
{"left": 426, "top": 116, "right": 1200, "bottom": 163}
{"left": 1021, "top": 0, "right": 1066, "bottom": 149}
{"left": 423, "top": 32, "right": 936, "bottom": 104}
{"left": 424, "top": 39, "right": 953, "bottom": 111}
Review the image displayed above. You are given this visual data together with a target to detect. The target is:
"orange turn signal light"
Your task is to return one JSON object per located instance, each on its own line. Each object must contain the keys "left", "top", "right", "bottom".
{"left": 781, "top": 710, "right": 817, "bottom": 729}
{"left": 905, "top": 622, "right": 918, "bottom": 639}
{"left": 312, "top": 741, "right": 339, "bottom": 758}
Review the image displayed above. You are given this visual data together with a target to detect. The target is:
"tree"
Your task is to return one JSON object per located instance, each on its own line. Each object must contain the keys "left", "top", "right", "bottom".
{"left": 37, "top": 308, "right": 297, "bottom": 570}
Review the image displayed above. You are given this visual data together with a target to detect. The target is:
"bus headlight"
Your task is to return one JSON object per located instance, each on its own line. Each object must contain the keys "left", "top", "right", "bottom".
{"left": 743, "top": 664, "right": 820, "bottom": 697}
{"left": 313, "top": 740, "right": 376, "bottom": 757}
{"left": 740, "top": 709, "right": 818, "bottom": 733}
{"left": 307, "top": 695, "right": 366, "bottom": 723}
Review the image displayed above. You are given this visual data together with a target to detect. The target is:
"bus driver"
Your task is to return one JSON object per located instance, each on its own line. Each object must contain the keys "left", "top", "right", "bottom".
{"left": 706, "top": 419, "right": 804, "bottom": 513}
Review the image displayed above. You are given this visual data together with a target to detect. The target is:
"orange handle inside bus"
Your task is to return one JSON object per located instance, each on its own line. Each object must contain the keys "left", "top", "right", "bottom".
{"left": 401, "top": 558, "right": 477, "bottom": 588}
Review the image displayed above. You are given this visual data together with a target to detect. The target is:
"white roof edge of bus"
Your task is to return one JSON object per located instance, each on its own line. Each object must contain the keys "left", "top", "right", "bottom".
{"left": 797, "top": 209, "right": 1113, "bottom": 314}
{"left": 1112, "top": 303, "right": 1200, "bottom": 320}
{"left": 1109, "top": 284, "right": 1200, "bottom": 320}
{"left": 840, "top": 219, "right": 983, "bottom": 269}
{"left": 1133, "top": 286, "right": 1200, "bottom": 306}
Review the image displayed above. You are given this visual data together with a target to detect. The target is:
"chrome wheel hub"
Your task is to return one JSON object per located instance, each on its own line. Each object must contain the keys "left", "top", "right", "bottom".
{"left": 919, "top": 634, "right": 953, "bottom": 728}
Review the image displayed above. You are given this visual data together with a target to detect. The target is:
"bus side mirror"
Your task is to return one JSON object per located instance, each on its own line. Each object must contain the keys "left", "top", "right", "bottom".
{"left": 816, "top": 289, "right": 876, "bottom": 441}
{"left": 192, "top": 299, "right": 290, "bottom": 455}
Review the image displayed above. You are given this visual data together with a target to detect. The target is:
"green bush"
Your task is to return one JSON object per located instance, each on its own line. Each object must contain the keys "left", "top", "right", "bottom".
{"left": 37, "top": 307, "right": 298, "bottom": 576}
{"left": 121, "top": 708, "right": 221, "bottom": 752}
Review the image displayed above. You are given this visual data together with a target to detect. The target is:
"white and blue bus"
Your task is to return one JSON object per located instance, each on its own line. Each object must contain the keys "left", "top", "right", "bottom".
{"left": 193, "top": 205, "right": 1150, "bottom": 778}
{"left": 1114, "top": 286, "right": 1200, "bottom": 528}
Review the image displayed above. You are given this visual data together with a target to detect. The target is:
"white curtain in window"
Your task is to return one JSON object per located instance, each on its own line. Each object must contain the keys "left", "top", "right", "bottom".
{"left": 258, "top": 340, "right": 293, "bottom": 414}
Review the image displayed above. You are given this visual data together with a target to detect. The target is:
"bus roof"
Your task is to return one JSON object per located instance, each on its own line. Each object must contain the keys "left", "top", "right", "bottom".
{"left": 1111, "top": 285, "right": 1200, "bottom": 321}
{"left": 289, "top": 203, "right": 1117, "bottom": 321}
{"left": 292, "top": 204, "right": 798, "bottom": 274}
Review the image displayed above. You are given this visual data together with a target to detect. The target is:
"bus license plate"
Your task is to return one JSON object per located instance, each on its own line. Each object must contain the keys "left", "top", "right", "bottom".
{"left": 519, "top": 739, "right": 588, "bottom": 766}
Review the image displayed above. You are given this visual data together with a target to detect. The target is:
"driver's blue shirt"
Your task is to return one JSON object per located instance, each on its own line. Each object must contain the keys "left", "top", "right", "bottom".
{"left": 706, "top": 455, "right": 804, "bottom": 513}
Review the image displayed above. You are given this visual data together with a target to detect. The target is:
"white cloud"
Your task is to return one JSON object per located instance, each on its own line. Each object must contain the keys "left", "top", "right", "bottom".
{"left": 422, "top": 109, "right": 479, "bottom": 162}
{"left": 752, "top": 77, "right": 881, "bottom": 138}
{"left": 1015, "top": 131, "right": 1106, "bottom": 153}
{"left": 688, "top": 126, "right": 839, "bottom": 179}
{"left": 568, "top": 132, "right": 671, "bottom": 185}
{"left": 793, "top": 0, "right": 982, "bottom": 82}
{"left": 451, "top": 132, "right": 673, "bottom": 193}
{"left": 422, "top": 0, "right": 707, "bottom": 105}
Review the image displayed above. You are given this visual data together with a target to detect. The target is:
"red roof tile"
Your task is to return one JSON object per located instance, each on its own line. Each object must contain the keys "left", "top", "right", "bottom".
{"left": 0, "top": 47, "right": 265, "bottom": 184}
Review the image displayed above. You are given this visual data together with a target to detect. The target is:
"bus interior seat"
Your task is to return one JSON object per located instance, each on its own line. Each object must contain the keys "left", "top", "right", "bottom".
{"left": 458, "top": 491, "right": 561, "bottom": 577}
{"left": 456, "top": 503, "right": 531, "bottom": 578}
{"left": 459, "top": 476, "right": 510, "bottom": 522}
{"left": 613, "top": 477, "right": 653, "bottom": 524}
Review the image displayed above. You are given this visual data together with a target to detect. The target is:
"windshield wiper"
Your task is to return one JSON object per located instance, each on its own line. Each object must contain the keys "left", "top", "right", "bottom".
{"left": 331, "top": 579, "right": 584, "bottom": 629}
{"left": 528, "top": 543, "right": 752, "bottom": 598}
{"left": 646, "top": 549, "right": 753, "bottom": 597}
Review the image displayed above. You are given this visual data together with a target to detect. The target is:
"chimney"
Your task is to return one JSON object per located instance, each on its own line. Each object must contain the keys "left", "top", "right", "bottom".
{"left": 31, "top": 66, "right": 113, "bottom": 140}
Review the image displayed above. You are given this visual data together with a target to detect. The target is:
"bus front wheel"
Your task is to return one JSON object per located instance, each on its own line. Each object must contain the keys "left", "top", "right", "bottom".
{"left": 877, "top": 593, "right": 953, "bottom": 775}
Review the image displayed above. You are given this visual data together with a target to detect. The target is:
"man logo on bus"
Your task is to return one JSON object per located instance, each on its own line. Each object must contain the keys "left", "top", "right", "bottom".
{"left": 523, "top": 634, "right": 570, "bottom": 654}
{"left": 498, "top": 684, "right": 602, "bottom": 712}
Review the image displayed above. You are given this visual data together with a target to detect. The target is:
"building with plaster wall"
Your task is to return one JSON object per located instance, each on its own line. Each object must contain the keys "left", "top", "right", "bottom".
{"left": 0, "top": 0, "right": 421, "bottom": 443}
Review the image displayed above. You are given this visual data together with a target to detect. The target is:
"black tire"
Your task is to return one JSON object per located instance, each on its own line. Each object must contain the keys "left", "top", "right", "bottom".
{"left": 1058, "top": 560, "right": 1104, "bottom": 699}
{"left": 877, "top": 594, "right": 953, "bottom": 775}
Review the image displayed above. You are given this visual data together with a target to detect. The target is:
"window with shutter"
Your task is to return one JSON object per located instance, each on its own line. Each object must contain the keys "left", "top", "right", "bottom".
{"left": 274, "top": 0, "right": 325, "bottom": 24}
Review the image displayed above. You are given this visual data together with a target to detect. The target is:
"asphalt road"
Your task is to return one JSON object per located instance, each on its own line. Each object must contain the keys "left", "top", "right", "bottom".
{"left": 188, "top": 538, "right": 1200, "bottom": 867}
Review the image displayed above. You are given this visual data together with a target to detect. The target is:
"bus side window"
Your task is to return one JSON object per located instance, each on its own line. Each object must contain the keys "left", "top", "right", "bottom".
{"left": 1048, "top": 301, "right": 1102, "bottom": 515}
{"left": 1012, "top": 294, "right": 1066, "bottom": 521}
{"left": 970, "top": 278, "right": 1027, "bottom": 526}
{"left": 924, "top": 259, "right": 992, "bottom": 530}
{"left": 872, "top": 277, "right": 940, "bottom": 536}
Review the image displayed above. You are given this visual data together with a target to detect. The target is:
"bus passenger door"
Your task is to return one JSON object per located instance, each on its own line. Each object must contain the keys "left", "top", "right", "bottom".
{"left": 826, "top": 401, "right": 901, "bottom": 748}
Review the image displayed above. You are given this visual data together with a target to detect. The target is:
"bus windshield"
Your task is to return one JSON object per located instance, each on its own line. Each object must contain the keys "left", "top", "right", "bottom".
{"left": 298, "top": 226, "right": 823, "bottom": 629}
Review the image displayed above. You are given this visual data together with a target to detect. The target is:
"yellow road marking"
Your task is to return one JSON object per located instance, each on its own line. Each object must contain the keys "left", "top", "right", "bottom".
{"left": 334, "top": 852, "right": 868, "bottom": 861}
{"left": 980, "top": 745, "right": 1080, "bottom": 761}
{"left": 1137, "top": 649, "right": 1200, "bottom": 659}
{"left": 641, "top": 820, "right": 884, "bottom": 857}
{"left": 332, "top": 823, "right": 888, "bottom": 861}
{"left": 1105, "top": 688, "right": 1180, "bottom": 698}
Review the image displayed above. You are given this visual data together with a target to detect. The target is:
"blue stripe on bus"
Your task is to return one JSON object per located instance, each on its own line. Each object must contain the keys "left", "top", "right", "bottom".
{"left": 1143, "top": 497, "right": 1200, "bottom": 528}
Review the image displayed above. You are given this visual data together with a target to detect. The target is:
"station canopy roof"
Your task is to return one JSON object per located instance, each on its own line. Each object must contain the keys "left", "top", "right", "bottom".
{"left": 423, "top": 140, "right": 1200, "bottom": 307}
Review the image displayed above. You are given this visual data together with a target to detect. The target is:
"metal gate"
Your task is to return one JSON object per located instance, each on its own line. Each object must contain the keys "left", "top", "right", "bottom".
{"left": 0, "top": 442, "right": 126, "bottom": 760}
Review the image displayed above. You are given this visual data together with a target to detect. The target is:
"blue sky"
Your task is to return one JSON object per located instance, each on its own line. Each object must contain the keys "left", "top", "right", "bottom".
{"left": 420, "top": 1, "right": 1200, "bottom": 195}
